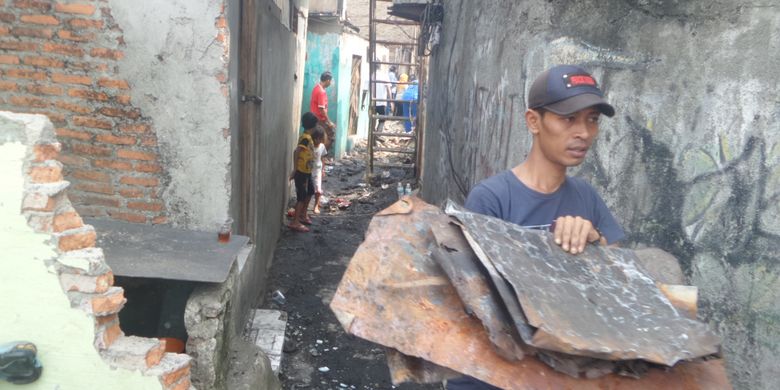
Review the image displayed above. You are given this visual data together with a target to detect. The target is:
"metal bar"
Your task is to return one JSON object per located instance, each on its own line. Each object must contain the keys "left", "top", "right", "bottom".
{"left": 372, "top": 98, "right": 415, "bottom": 103}
{"left": 374, "top": 147, "right": 416, "bottom": 154}
{"left": 372, "top": 115, "right": 416, "bottom": 121}
{"left": 375, "top": 39, "right": 418, "bottom": 46}
{"left": 374, "top": 18, "right": 419, "bottom": 26}
{"left": 369, "top": 80, "right": 417, "bottom": 85}
{"left": 373, "top": 132, "right": 416, "bottom": 138}
{"left": 371, "top": 60, "right": 420, "bottom": 67}
{"left": 367, "top": 0, "right": 376, "bottom": 177}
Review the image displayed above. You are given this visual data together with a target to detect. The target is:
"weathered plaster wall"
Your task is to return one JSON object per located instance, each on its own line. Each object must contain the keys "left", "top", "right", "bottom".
{"left": 106, "top": 0, "right": 231, "bottom": 230}
{"left": 421, "top": 1, "right": 780, "bottom": 389}
{"left": 336, "top": 31, "right": 370, "bottom": 151}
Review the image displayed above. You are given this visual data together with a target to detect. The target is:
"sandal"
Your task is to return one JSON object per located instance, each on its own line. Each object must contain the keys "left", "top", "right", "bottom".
{"left": 288, "top": 224, "right": 310, "bottom": 233}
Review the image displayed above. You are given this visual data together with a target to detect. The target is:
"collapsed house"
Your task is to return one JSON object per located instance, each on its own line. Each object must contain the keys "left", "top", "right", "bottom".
{"left": 330, "top": 196, "right": 732, "bottom": 389}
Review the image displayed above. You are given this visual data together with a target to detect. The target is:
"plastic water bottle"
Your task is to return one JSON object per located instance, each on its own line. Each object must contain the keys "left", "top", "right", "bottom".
{"left": 404, "top": 183, "right": 412, "bottom": 196}
{"left": 396, "top": 182, "right": 404, "bottom": 199}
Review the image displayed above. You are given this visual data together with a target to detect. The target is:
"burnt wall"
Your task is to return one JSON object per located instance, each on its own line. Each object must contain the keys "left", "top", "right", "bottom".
{"left": 420, "top": 1, "right": 780, "bottom": 389}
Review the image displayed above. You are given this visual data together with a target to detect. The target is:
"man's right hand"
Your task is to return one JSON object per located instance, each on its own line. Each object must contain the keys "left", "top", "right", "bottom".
{"left": 552, "top": 216, "right": 602, "bottom": 255}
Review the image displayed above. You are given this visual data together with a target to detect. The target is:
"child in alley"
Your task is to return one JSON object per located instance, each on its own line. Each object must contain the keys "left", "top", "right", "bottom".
{"left": 312, "top": 135, "right": 328, "bottom": 214}
{"left": 288, "top": 112, "right": 325, "bottom": 233}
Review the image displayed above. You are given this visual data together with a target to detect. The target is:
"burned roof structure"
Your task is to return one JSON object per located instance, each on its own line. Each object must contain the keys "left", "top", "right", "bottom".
{"left": 330, "top": 197, "right": 731, "bottom": 389}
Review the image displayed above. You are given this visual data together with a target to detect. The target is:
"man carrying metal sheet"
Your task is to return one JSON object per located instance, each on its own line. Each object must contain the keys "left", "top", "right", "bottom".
{"left": 450, "top": 64, "right": 625, "bottom": 389}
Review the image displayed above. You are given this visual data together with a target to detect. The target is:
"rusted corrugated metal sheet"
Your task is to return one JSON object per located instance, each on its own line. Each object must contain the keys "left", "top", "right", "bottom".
{"left": 444, "top": 201, "right": 720, "bottom": 366}
{"left": 329, "top": 197, "right": 731, "bottom": 389}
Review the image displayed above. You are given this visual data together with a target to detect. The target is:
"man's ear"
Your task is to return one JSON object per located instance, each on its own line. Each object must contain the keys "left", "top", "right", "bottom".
{"left": 525, "top": 109, "right": 541, "bottom": 135}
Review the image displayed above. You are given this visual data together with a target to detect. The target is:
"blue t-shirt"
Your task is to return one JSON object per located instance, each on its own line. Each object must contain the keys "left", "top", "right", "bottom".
{"left": 449, "top": 171, "right": 624, "bottom": 389}
{"left": 464, "top": 170, "right": 625, "bottom": 244}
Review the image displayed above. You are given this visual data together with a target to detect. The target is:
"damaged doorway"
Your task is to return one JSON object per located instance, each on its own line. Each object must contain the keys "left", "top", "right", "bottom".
{"left": 348, "top": 55, "right": 361, "bottom": 136}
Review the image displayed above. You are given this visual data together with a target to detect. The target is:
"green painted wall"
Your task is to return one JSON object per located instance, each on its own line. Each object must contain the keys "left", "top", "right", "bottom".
{"left": 303, "top": 29, "right": 370, "bottom": 158}
{"left": 0, "top": 140, "right": 159, "bottom": 389}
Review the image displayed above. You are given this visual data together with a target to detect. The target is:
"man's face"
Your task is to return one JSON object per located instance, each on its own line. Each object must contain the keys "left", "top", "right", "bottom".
{"left": 323, "top": 79, "right": 332, "bottom": 88}
{"left": 527, "top": 107, "right": 601, "bottom": 168}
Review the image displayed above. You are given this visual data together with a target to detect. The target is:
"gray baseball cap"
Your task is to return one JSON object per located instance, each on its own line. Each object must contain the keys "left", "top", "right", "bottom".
{"left": 528, "top": 65, "right": 615, "bottom": 117}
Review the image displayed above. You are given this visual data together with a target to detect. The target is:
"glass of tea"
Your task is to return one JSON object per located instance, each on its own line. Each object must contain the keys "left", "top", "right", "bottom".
{"left": 218, "top": 218, "right": 233, "bottom": 243}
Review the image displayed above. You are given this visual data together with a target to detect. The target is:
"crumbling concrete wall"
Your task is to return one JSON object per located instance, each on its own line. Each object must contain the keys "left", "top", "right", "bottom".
{"left": 420, "top": 1, "right": 780, "bottom": 389}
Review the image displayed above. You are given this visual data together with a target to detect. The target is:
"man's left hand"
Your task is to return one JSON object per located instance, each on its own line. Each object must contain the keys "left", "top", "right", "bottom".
{"left": 553, "top": 216, "right": 601, "bottom": 255}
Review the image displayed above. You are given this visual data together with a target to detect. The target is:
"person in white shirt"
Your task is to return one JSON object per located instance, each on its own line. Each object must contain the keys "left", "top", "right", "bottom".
{"left": 312, "top": 140, "right": 328, "bottom": 214}
{"left": 374, "top": 64, "right": 391, "bottom": 133}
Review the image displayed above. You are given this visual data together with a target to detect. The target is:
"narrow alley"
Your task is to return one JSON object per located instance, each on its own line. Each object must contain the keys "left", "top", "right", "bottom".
{"left": 263, "top": 142, "right": 439, "bottom": 389}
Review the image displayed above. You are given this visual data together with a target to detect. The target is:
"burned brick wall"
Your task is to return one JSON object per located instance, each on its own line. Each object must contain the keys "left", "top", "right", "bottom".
{"left": 0, "top": 0, "right": 232, "bottom": 229}
{"left": 420, "top": 1, "right": 780, "bottom": 389}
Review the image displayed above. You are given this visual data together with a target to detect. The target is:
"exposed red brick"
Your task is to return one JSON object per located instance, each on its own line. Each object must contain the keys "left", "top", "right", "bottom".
{"left": 52, "top": 73, "right": 91, "bottom": 85}
{"left": 119, "top": 176, "right": 159, "bottom": 187}
{"left": 117, "top": 149, "right": 156, "bottom": 161}
{"left": 95, "top": 314, "right": 119, "bottom": 327}
{"left": 97, "top": 322, "right": 122, "bottom": 349}
{"left": 57, "top": 229, "right": 96, "bottom": 251}
{"left": 71, "top": 116, "right": 112, "bottom": 130}
{"left": 71, "top": 181, "right": 113, "bottom": 195}
{"left": 152, "top": 216, "right": 168, "bottom": 225}
{"left": 140, "top": 137, "right": 157, "bottom": 147}
{"left": 13, "top": 0, "right": 52, "bottom": 11}
{"left": 0, "top": 80, "right": 19, "bottom": 91}
{"left": 69, "top": 143, "right": 111, "bottom": 157}
{"left": 90, "top": 47, "right": 123, "bottom": 60}
{"left": 93, "top": 158, "right": 132, "bottom": 171}
{"left": 115, "top": 95, "right": 132, "bottom": 105}
{"left": 118, "top": 188, "right": 144, "bottom": 198}
{"left": 0, "top": 54, "right": 20, "bottom": 64}
{"left": 20, "top": 14, "right": 59, "bottom": 25}
{"left": 5, "top": 68, "right": 46, "bottom": 80}
{"left": 127, "top": 201, "right": 163, "bottom": 212}
{"left": 72, "top": 169, "right": 110, "bottom": 182}
{"left": 68, "top": 88, "right": 109, "bottom": 101}
{"left": 215, "top": 16, "right": 227, "bottom": 29}
{"left": 0, "top": 26, "right": 8, "bottom": 36}
{"left": 161, "top": 364, "right": 191, "bottom": 387}
{"left": 0, "top": 40, "right": 38, "bottom": 51}
{"left": 29, "top": 164, "right": 63, "bottom": 183}
{"left": 118, "top": 123, "right": 150, "bottom": 133}
{"left": 90, "top": 288, "right": 125, "bottom": 314}
{"left": 70, "top": 193, "right": 120, "bottom": 207}
{"left": 22, "top": 192, "right": 57, "bottom": 212}
{"left": 26, "top": 84, "right": 64, "bottom": 95}
{"left": 96, "top": 133, "right": 136, "bottom": 145}
{"left": 135, "top": 162, "right": 161, "bottom": 173}
{"left": 97, "top": 78, "right": 129, "bottom": 89}
{"left": 109, "top": 211, "right": 147, "bottom": 223}
{"left": 169, "top": 377, "right": 191, "bottom": 390}
{"left": 43, "top": 42, "right": 84, "bottom": 57}
{"left": 54, "top": 100, "right": 91, "bottom": 113}
{"left": 11, "top": 26, "right": 53, "bottom": 38}
{"left": 53, "top": 211, "right": 83, "bottom": 232}
{"left": 67, "top": 60, "right": 108, "bottom": 72}
{"left": 0, "top": 13, "right": 15, "bottom": 23}
{"left": 68, "top": 18, "right": 103, "bottom": 29}
{"left": 54, "top": 3, "right": 96, "bottom": 15}
{"left": 58, "top": 152, "right": 89, "bottom": 166}
{"left": 32, "top": 143, "right": 61, "bottom": 162}
{"left": 24, "top": 111, "right": 66, "bottom": 126}
{"left": 146, "top": 342, "right": 166, "bottom": 368}
{"left": 99, "top": 107, "right": 140, "bottom": 119}
{"left": 57, "top": 29, "right": 95, "bottom": 42}
{"left": 9, "top": 95, "right": 48, "bottom": 108}
{"left": 23, "top": 55, "right": 64, "bottom": 68}
{"left": 55, "top": 127, "right": 92, "bottom": 140}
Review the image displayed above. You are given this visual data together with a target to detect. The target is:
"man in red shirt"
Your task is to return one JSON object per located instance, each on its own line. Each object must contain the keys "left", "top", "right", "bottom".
{"left": 310, "top": 71, "right": 335, "bottom": 149}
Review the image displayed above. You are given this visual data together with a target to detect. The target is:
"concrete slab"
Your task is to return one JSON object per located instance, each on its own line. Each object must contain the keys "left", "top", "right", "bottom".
{"left": 87, "top": 218, "right": 250, "bottom": 283}
{"left": 247, "top": 309, "right": 288, "bottom": 373}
